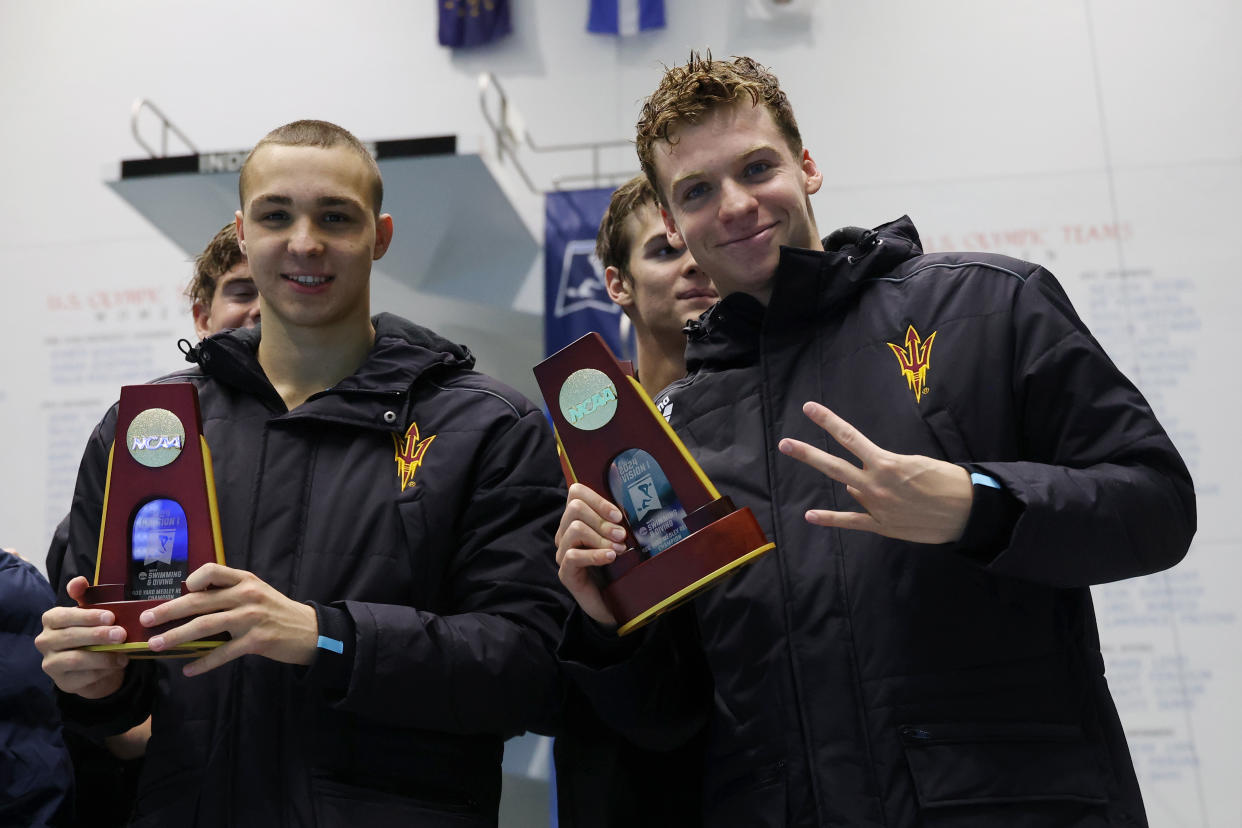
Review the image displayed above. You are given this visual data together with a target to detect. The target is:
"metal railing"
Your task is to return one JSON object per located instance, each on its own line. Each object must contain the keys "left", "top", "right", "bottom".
{"left": 478, "top": 73, "right": 637, "bottom": 192}
{"left": 130, "top": 99, "right": 198, "bottom": 158}
{"left": 130, "top": 84, "right": 632, "bottom": 190}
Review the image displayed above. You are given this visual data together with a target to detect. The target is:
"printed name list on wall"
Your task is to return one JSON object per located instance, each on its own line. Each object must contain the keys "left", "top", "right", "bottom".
{"left": 40, "top": 283, "right": 187, "bottom": 553}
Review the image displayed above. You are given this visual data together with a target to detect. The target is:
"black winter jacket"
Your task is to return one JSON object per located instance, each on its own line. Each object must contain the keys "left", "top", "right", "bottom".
{"left": 562, "top": 217, "right": 1195, "bottom": 827}
{"left": 1, "top": 552, "right": 73, "bottom": 827}
{"left": 53, "top": 313, "right": 569, "bottom": 827}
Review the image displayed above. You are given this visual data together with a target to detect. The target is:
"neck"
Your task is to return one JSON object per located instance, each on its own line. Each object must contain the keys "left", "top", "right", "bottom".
{"left": 258, "top": 313, "right": 375, "bottom": 410}
{"left": 633, "top": 327, "right": 688, "bottom": 398}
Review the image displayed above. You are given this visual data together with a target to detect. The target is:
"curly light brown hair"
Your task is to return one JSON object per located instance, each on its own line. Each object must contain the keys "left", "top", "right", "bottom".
{"left": 636, "top": 52, "right": 803, "bottom": 204}
{"left": 186, "top": 222, "right": 246, "bottom": 307}
{"left": 238, "top": 119, "right": 383, "bottom": 216}
{"left": 595, "top": 175, "right": 659, "bottom": 285}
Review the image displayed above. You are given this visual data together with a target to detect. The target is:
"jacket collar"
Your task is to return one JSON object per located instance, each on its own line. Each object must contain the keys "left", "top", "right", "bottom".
{"left": 186, "top": 312, "right": 474, "bottom": 424}
{"left": 685, "top": 216, "right": 923, "bottom": 373}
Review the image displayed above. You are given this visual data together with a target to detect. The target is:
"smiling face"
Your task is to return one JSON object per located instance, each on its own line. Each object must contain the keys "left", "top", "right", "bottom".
{"left": 192, "top": 260, "right": 259, "bottom": 339}
{"left": 653, "top": 101, "right": 823, "bottom": 304}
{"left": 236, "top": 143, "right": 392, "bottom": 335}
{"left": 606, "top": 201, "right": 717, "bottom": 343}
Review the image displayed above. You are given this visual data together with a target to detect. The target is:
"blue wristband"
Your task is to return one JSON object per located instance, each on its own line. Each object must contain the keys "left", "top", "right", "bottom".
{"left": 970, "top": 472, "right": 1001, "bottom": 489}
{"left": 316, "top": 635, "right": 344, "bottom": 654}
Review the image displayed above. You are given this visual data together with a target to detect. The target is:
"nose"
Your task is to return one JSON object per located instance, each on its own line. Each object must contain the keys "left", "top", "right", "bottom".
{"left": 680, "top": 251, "right": 702, "bottom": 278}
{"left": 243, "top": 301, "right": 261, "bottom": 327}
{"left": 288, "top": 216, "right": 323, "bottom": 257}
{"left": 718, "top": 178, "right": 757, "bottom": 223}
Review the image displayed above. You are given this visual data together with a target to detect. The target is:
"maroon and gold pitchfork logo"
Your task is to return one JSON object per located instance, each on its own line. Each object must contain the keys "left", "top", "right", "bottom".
{"left": 393, "top": 422, "right": 436, "bottom": 491}
{"left": 887, "top": 325, "right": 937, "bottom": 403}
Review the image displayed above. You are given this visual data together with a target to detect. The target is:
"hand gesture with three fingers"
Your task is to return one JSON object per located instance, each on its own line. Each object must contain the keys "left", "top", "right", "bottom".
{"left": 555, "top": 482, "right": 628, "bottom": 628}
{"left": 778, "top": 401, "right": 974, "bottom": 544}
{"left": 138, "top": 563, "right": 318, "bottom": 677}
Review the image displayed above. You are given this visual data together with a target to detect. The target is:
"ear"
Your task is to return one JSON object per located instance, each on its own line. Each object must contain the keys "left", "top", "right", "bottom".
{"left": 191, "top": 301, "right": 212, "bottom": 341}
{"left": 802, "top": 149, "right": 823, "bottom": 196}
{"left": 604, "top": 265, "right": 633, "bottom": 308}
{"left": 234, "top": 210, "right": 246, "bottom": 254}
{"left": 373, "top": 214, "right": 395, "bottom": 260}
{"left": 661, "top": 206, "right": 684, "bottom": 249}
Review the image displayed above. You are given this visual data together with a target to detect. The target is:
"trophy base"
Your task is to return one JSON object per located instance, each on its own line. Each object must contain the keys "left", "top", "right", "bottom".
{"left": 79, "top": 584, "right": 229, "bottom": 659}
{"left": 85, "top": 640, "right": 225, "bottom": 659}
{"left": 605, "top": 507, "right": 774, "bottom": 636}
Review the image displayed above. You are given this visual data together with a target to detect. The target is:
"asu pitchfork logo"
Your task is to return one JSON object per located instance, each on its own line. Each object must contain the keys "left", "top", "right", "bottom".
{"left": 888, "top": 324, "right": 937, "bottom": 403}
{"left": 393, "top": 422, "right": 436, "bottom": 491}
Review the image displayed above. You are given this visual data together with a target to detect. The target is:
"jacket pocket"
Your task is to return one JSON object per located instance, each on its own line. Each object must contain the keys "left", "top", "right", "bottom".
{"left": 900, "top": 721, "right": 1107, "bottom": 810}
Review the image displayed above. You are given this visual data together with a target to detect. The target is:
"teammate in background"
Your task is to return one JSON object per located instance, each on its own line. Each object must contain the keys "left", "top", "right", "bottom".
{"left": 39, "top": 120, "right": 568, "bottom": 826}
{"left": 598, "top": 175, "right": 718, "bottom": 399}
{"left": 554, "top": 175, "right": 715, "bottom": 827}
{"left": 188, "top": 220, "right": 261, "bottom": 339}
{"left": 556, "top": 54, "right": 1195, "bottom": 827}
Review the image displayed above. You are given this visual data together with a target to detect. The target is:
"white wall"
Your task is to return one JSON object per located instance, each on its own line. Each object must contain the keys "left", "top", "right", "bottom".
{"left": 1, "top": 1, "right": 1237, "bottom": 824}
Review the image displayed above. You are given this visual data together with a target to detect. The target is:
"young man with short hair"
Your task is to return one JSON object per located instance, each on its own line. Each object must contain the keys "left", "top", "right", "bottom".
{"left": 40, "top": 120, "right": 568, "bottom": 826}
{"left": 187, "top": 221, "right": 260, "bottom": 339}
{"left": 596, "top": 175, "right": 717, "bottom": 398}
{"left": 557, "top": 55, "right": 1195, "bottom": 827}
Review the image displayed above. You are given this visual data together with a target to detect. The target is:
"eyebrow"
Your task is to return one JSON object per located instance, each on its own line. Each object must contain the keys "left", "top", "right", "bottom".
{"left": 668, "top": 143, "right": 777, "bottom": 195}
{"left": 641, "top": 230, "right": 669, "bottom": 250}
{"left": 249, "top": 194, "right": 365, "bottom": 211}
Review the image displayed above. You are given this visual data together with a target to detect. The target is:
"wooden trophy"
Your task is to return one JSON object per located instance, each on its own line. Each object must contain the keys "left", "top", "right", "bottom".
{"left": 78, "top": 383, "right": 227, "bottom": 658}
{"left": 534, "top": 333, "right": 774, "bottom": 635}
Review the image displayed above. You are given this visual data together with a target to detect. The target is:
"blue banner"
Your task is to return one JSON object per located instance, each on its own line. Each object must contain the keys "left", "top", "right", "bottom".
{"left": 438, "top": 0, "right": 512, "bottom": 48}
{"left": 588, "top": 0, "right": 666, "bottom": 35}
{"left": 544, "top": 188, "right": 633, "bottom": 360}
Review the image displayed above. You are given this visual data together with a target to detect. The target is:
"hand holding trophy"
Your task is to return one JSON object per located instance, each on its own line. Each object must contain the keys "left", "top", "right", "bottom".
{"left": 77, "top": 383, "right": 228, "bottom": 658}
{"left": 535, "top": 334, "right": 774, "bottom": 635}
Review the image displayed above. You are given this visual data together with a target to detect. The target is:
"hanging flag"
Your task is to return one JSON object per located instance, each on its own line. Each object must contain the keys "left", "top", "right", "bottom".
{"left": 588, "top": 0, "right": 666, "bottom": 36}
{"left": 545, "top": 188, "right": 634, "bottom": 362}
{"left": 439, "top": 0, "right": 512, "bottom": 48}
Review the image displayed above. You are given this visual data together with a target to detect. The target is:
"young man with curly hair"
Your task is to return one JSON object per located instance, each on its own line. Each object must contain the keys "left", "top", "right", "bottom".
{"left": 556, "top": 54, "right": 1195, "bottom": 827}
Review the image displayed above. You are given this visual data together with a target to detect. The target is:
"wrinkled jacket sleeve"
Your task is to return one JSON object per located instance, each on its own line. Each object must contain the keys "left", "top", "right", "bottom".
{"left": 557, "top": 605, "right": 712, "bottom": 751}
{"left": 51, "top": 404, "right": 157, "bottom": 739}
{"left": 969, "top": 266, "right": 1196, "bottom": 586}
{"left": 304, "top": 406, "right": 570, "bottom": 738}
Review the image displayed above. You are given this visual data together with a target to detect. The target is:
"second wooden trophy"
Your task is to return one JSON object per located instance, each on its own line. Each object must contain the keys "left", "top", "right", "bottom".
{"left": 534, "top": 333, "right": 774, "bottom": 635}
{"left": 77, "top": 383, "right": 228, "bottom": 658}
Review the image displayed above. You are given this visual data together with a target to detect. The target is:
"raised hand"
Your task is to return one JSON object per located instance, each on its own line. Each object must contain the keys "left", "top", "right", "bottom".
{"left": 778, "top": 401, "right": 973, "bottom": 544}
